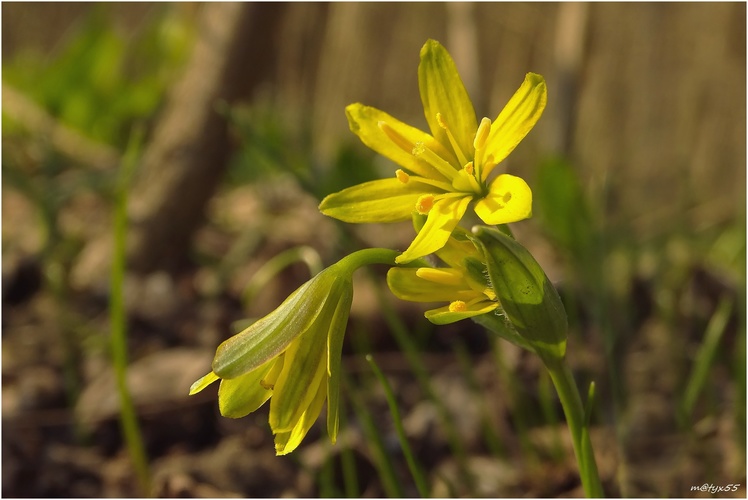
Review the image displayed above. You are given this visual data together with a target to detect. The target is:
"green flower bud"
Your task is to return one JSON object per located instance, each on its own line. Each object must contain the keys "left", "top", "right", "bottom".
{"left": 471, "top": 226, "right": 567, "bottom": 361}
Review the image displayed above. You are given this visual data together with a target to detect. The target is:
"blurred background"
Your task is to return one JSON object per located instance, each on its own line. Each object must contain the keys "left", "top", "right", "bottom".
{"left": 2, "top": 3, "right": 745, "bottom": 497}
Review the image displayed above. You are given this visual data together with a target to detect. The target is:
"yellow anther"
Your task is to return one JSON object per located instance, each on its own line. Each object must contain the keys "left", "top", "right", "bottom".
{"left": 395, "top": 169, "right": 410, "bottom": 183}
{"left": 448, "top": 300, "right": 468, "bottom": 312}
{"left": 415, "top": 194, "right": 435, "bottom": 214}
{"left": 464, "top": 162, "right": 474, "bottom": 175}
{"left": 473, "top": 117, "right": 491, "bottom": 150}
{"left": 434, "top": 113, "right": 470, "bottom": 167}
{"left": 436, "top": 112, "right": 449, "bottom": 130}
{"left": 378, "top": 121, "right": 415, "bottom": 155}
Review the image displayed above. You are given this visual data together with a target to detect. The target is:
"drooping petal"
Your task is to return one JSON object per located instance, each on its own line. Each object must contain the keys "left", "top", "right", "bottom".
{"left": 395, "top": 195, "right": 471, "bottom": 264}
{"left": 274, "top": 381, "right": 328, "bottom": 456}
{"left": 387, "top": 268, "right": 477, "bottom": 303}
{"left": 189, "top": 371, "right": 220, "bottom": 395}
{"left": 268, "top": 285, "right": 338, "bottom": 433}
{"left": 478, "top": 73, "right": 547, "bottom": 181}
{"left": 345, "top": 103, "right": 452, "bottom": 180}
{"left": 474, "top": 174, "right": 532, "bottom": 225}
{"left": 424, "top": 300, "right": 499, "bottom": 325}
{"left": 319, "top": 178, "right": 427, "bottom": 223}
{"left": 217, "top": 359, "right": 275, "bottom": 418}
{"left": 212, "top": 271, "right": 338, "bottom": 379}
{"left": 326, "top": 283, "right": 353, "bottom": 444}
{"left": 418, "top": 39, "right": 477, "bottom": 163}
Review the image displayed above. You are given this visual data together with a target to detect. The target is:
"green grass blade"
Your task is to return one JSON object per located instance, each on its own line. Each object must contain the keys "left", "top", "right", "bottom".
{"left": 110, "top": 126, "right": 150, "bottom": 495}
{"left": 344, "top": 374, "right": 404, "bottom": 497}
{"left": 679, "top": 296, "right": 734, "bottom": 423}
{"left": 366, "top": 354, "right": 430, "bottom": 497}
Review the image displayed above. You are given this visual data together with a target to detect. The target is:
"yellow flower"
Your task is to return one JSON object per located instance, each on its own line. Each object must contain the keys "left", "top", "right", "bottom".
{"left": 189, "top": 264, "right": 353, "bottom": 455}
{"left": 386, "top": 227, "right": 499, "bottom": 324}
{"left": 189, "top": 248, "right": 398, "bottom": 455}
{"left": 319, "top": 39, "right": 546, "bottom": 264}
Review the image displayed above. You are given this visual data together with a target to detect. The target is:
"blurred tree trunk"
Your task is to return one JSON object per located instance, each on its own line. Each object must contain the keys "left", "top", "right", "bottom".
{"left": 126, "top": 2, "right": 284, "bottom": 275}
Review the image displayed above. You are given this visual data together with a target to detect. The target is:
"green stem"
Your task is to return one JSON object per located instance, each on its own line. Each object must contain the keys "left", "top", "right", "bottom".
{"left": 338, "top": 248, "right": 400, "bottom": 271}
{"left": 544, "top": 356, "right": 604, "bottom": 497}
{"left": 111, "top": 127, "right": 151, "bottom": 495}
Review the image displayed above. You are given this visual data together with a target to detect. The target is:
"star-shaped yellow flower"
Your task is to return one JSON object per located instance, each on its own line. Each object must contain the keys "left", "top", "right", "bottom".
{"left": 319, "top": 39, "right": 547, "bottom": 263}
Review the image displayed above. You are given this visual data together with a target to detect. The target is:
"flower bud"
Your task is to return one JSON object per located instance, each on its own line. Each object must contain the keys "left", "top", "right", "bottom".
{"left": 471, "top": 226, "right": 567, "bottom": 361}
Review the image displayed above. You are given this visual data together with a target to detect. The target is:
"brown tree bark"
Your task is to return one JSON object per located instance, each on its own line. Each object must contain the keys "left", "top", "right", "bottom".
{"left": 126, "top": 2, "right": 285, "bottom": 275}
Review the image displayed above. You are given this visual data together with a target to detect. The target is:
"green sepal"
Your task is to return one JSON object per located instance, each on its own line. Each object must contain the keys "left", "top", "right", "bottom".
{"left": 471, "top": 225, "right": 567, "bottom": 361}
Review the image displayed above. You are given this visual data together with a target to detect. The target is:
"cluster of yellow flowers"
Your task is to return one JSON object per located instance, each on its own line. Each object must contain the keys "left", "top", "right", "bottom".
{"left": 191, "top": 39, "right": 555, "bottom": 455}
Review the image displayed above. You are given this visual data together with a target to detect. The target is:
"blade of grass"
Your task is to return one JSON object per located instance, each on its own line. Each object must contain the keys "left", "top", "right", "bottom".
{"left": 110, "top": 126, "right": 150, "bottom": 495}
{"left": 338, "top": 405, "right": 360, "bottom": 498}
{"left": 490, "top": 337, "right": 538, "bottom": 464}
{"left": 344, "top": 373, "right": 404, "bottom": 498}
{"left": 370, "top": 274, "right": 476, "bottom": 495}
{"left": 242, "top": 245, "right": 323, "bottom": 306}
{"left": 679, "top": 296, "right": 733, "bottom": 424}
{"left": 452, "top": 340, "right": 506, "bottom": 458}
{"left": 366, "top": 354, "right": 430, "bottom": 497}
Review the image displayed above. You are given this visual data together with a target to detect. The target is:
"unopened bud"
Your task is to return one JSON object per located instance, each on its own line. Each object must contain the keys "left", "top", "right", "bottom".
{"left": 471, "top": 226, "right": 567, "bottom": 361}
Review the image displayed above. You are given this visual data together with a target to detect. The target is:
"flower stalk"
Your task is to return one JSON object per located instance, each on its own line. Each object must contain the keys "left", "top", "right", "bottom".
{"left": 544, "top": 356, "right": 604, "bottom": 497}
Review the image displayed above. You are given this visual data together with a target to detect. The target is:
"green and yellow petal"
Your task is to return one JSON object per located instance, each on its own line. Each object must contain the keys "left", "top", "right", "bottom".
{"left": 474, "top": 174, "right": 532, "bottom": 225}
{"left": 274, "top": 381, "right": 328, "bottom": 456}
{"left": 326, "top": 284, "right": 353, "bottom": 444}
{"left": 269, "top": 322, "right": 328, "bottom": 433}
{"left": 189, "top": 371, "right": 220, "bottom": 395}
{"left": 319, "top": 178, "right": 428, "bottom": 223}
{"left": 387, "top": 267, "right": 476, "bottom": 303}
{"left": 217, "top": 359, "right": 275, "bottom": 418}
{"left": 418, "top": 39, "right": 477, "bottom": 163}
{"left": 478, "top": 73, "right": 547, "bottom": 181}
{"left": 395, "top": 195, "right": 471, "bottom": 264}
{"left": 345, "top": 103, "right": 451, "bottom": 180}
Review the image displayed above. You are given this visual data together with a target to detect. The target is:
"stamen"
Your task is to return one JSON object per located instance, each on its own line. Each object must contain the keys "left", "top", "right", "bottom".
{"left": 412, "top": 141, "right": 457, "bottom": 181}
{"left": 436, "top": 112, "right": 470, "bottom": 167}
{"left": 395, "top": 169, "right": 410, "bottom": 183}
{"left": 406, "top": 175, "right": 455, "bottom": 192}
{"left": 464, "top": 162, "right": 474, "bottom": 175}
{"left": 473, "top": 117, "right": 491, "bottom": 150}
{"left": 448, "top": 300, "right": 468, "bottom": 312}
{"left": 415, "top": 194, "right": 435, "bottom": 214}
{"left": 378, "top": 121, "right": 415, "bottom": 155}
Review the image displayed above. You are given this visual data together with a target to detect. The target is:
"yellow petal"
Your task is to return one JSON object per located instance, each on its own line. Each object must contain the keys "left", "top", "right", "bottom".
{"left": 395, "top": 195, "right": 471, "bottom": 264}
{"left": 424, "top": 300, "right": 499, "bottom": 325}
{"left": 189, "top": 371, "right": 220, "bottom": 395}
{"left": 319, "top": 178, "right": 428, "bottom": 223}
{"left": 346, "top": 103, "right": 452, "bottom": 180}
{"left": 217, "top": 360, "right": 274, "bottom": 418}
{"left": 274, "top": 381, "right": 328, "bottom": 456}
{"left": 474, "top": 174, "right": 532, "bottom": 225}
{"left": 386, "top": 268, "right": 476, "bottom": 303}
{"left": 268, "top": 293, "right": 332, "bottom": 432}
{"left": 479, "top": 73, "right": 547, "bottom": 181}
{"left": 418, "top": 39, "right": 477, "bottom": 164}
